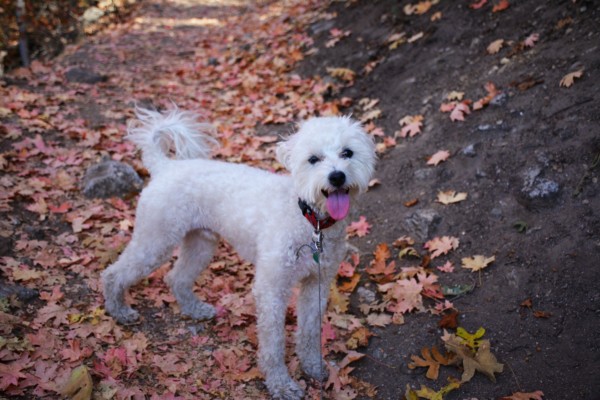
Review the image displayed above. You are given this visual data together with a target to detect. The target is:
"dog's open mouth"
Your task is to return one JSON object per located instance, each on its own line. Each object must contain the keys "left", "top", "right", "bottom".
{"left": 322, "top": 188, "right": 350, "bottom": 220}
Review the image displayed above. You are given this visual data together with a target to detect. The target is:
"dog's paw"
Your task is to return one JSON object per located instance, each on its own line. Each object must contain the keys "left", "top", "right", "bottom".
{"left": 301, "top": 358, "right": 329, "bottom": 382}
{"left": 109, "top": 306, "right": 140, "bottom": 325}
{"left": 267, "top": 378, "right": 304, "bottom": 400}
{"left": 180, "top": 300, "right": 216, "bottom": 321}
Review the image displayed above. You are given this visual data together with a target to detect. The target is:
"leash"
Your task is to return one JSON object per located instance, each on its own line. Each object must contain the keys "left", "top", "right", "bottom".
{"left": 295, "top": 207, "right": 327, "bottom": 399}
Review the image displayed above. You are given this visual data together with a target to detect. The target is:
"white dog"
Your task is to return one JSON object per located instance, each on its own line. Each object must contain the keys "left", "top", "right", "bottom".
{"left": 101, "top": 108, "right": 376, "bottom": 399}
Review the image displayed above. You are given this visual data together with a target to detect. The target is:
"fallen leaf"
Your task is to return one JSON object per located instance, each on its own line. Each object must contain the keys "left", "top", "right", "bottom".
{"left": 469, "top": 0, "right": 488, "bottom": 9}
{"left": 346, "top": 326, "right": 373, "bottom": 349}
{"left": 461, "top": 255, "right": 495, "bottom": 272}
{"left": 407, "top": 32, "right": 424, "bottom": 43}
{"left": 449, "top": 102, "right": 470, "bottom": 121}
{"left": 404, "top": 198, "right": 419, "bottom": 207}
{"left": 366, "top": 313, "right": 392, "bottom": 327}
{"left": 492, "top": 0, "right": 510, "bottom": 13}
{"left": 445, "top": 335, "right": 503, "bottom": 383}
{"left": 415, "top": 381, "right": 461, "bottom": 400}
{"left": 424, "top": 236, "right": 459, "bottom": 258}
{"left": 60, "top": 365, "right": 93, "bottom": 400}
{"left": 397, "top": 115, "right": 424, "bottom": 138}
{"left": 446, "top": 91, "right": 464, "bottom": 101}
{"left": 436, "top": 261, "right": 454, "bottom": 273}
{"left": 430, "top": 11, "right": 442, "bottom": 21}
{"left": 520, "top": 298, "right": 533, "bottom": 308}
{"left": 456, "top": 326, "right": 486, "bottom": 349}
{"left": 408, "top": 346, "right": 453, "bottom": 379}
{"left": 438, "top": 310, "right": 459, "bottom": 329}
{"left": 436, "top": 190, "right": 468, "bottom": 205}
{"left": 327, "top": 67, "right": 356, "bottom": 82}
{"left": 427, "top": 150, "right": 450, "bottom": 166}
{"left": 524, "top": 33, "right": 539, "bottom": 48}
{"left": 500, "top": 390, "right": 545, "bottom": 400}
{"left": 559, "top": 69, "right": 584, "bottom": 88}
{"left": 487, "top": 39, "right": 504, "bottom": 54}
{"left": 533, "top": 310, "right": 551, "bottom": 319}
{"left": 347, "top": 216, "right": 371, "bottom": 238}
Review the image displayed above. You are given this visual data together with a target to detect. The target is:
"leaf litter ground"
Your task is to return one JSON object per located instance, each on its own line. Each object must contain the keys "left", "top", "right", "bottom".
{"left": 1, "top": 0, "right": 599, "bottom": 399}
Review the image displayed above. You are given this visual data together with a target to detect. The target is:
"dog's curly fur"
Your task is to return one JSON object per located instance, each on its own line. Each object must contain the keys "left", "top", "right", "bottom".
{"left": 101, "top": 108, "right": 376, "bottom": 399}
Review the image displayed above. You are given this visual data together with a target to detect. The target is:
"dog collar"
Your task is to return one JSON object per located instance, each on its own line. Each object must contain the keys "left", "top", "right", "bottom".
{"left": 298, "top": 199, "right": 337, "bottom": 230}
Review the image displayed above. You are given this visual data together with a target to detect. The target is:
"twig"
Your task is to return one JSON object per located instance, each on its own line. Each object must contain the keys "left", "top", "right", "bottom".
{"left": 504, "top": 361, "right": 522, "bottom": 392}
{"left": 364, "top": 353, "right": 397, "bottom": 370}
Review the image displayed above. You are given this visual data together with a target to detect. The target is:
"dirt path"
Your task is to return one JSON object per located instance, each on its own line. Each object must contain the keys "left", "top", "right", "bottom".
{"left": 1, "top": 0, "right": 598, "bottom": 399}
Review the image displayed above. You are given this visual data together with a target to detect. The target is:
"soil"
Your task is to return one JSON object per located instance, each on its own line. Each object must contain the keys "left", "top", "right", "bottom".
{"left": 299, "top": 1, "right": 600, "bottom": 399}
{"left": 1, "top": 0, "right": 599, "bottom": 399}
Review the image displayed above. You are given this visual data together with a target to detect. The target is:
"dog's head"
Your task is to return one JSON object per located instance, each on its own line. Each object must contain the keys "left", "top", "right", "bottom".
{"left": 276, "top": 116, "right": 376, "bottom": 221}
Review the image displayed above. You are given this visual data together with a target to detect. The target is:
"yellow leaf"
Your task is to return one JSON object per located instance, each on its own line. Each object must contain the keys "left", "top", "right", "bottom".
{"left": 559, "top": 69, "right": 584, "bottom": 88}
{"left": 444, "top": 335, "right": 503, "bottom": 383}
{"left": 436, "top": 190, "right": 467, "bottom": 205}
{"left": 329, "top": 283, "right": 349, "bottom": 313}
{"left": 61, "top": 365, "right": 93, "bottom": 400}
{"left": 461, "top": 255, "right": 495, "bottom": 272}
{"left": 446, "top": 91, "right": 464, "bottom": 101}
{"left": 415, "top": 380, "right": 461, "bottom": 400}
{"left": 456, "top": 326, "right": 486, "bottom": 348}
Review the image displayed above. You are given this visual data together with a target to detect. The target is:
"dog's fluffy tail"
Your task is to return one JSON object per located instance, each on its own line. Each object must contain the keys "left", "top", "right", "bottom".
{"left": 127, "top": 107, "right": 218, "bottom": 175}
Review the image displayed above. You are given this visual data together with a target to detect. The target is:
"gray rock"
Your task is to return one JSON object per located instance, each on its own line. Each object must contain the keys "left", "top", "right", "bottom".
{"left": 402, "top": 209, "right": 441, "bottom": 241}
{"left": 490, "top": 92, "right": 508, "bottom": 106}
{"left": 525, "top": 178, "right": 560, "bottom": 199}
{"left": 462, "top": 144, "right": 477, "bottom": 157}
{"left": 357, "top": 287, "right": 376, "bottom": 303}
{"left": 82, "top": 159, "right": 143, "bottom": 199}
{"left": 65, "top": 67, "right": 107, "bottom": 84}
{"left": 518, "top": 167, "right": 560, "bottom": 208}
{"left": 414, "top": 168, "right": 435, "bottom": 180}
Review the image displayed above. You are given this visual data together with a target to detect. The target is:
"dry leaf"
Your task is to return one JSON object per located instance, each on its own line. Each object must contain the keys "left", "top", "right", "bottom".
{"left": 366, "top": 313, "right": 392, "bottom": 327}
{"left": 408, "top": 346, "right": 453, "bottom": 380}
{"left": 445, "top": 335, "right": 503, "bottom": 383}
{"left": 430, "top": 11, "right": 442, "bottom": 21}
{"left": 559, "top": 69, "right": 584, "bottom": 88}
{"left": 461, "top": 255, "right": 495, "bottom": 271}
{"left": 492, "top": 0, "right": 510, "bottom": 13}
{"left": 397, "top": 114, "right": 424, "bottom": 137}
{"left": 61, "top": 365, "right": 93, "bottom": 400}
{"left": 446, "top": 91, "right": 464, "bottom": 101}
{"left": 500, "top": 390, "right": 545, "bottom": 400}
{"left": 449, "top": 102, "right": 470, "bottom": 121}
{"left": 427, "top": 150, "right": 450, "bottom": 166}
{"left": 487, "top": 39, "right": 504, "bottom": 54}
{"left": 326, "top": 67, "right": 356, "bottom": 82}
{"left": 523, "top": 33, "right": 539, "bottom": 48}
{"left": 424, "top": 236, "right": 459, "bottom": 258}
{"left": 469, "top": 0, "right": 488, "bottom": 9}
{"left": 436, "top": 190, "right": 468, "bottom": 204}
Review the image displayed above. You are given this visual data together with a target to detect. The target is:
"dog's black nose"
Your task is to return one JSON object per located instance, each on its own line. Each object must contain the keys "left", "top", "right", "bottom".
{"left": 328, "top": 171, "right": 346, "bottom": 188}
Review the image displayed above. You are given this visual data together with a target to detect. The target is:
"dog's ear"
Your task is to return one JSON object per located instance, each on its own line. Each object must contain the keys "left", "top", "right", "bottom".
{"left": 276, "top": 136, "right": 295, "bottom": 170}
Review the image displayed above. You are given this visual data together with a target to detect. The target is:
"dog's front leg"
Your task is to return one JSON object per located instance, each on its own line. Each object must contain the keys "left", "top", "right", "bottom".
{"left": 253, "top": 268, "right": 304, "bottom": 400}
{"left": 295, "top": 272, "right": 330, "bottom": 382}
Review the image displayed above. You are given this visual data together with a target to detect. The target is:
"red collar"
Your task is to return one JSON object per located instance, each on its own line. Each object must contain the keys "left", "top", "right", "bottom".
{"left": 298, "top": 199, "right": 337, "bottom": 230}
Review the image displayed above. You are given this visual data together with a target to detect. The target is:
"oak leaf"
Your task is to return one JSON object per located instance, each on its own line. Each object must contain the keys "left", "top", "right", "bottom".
{"left": 427, "top": 150, "right": 450, "bottom": 166}
{"left": 559, "top": 69, "right": 584, "bottom": 88}
{"left": 436, "top": 190, "right": 467, "bottom": 205}
{"left": 408, "top": 346, "right": 452, "bottom": 380}
{"left": 461, "top": 255, "right": 495, "bottom": 271}
{"left": 444, "top": 335, "right": 503, "bottom": 383}
{"left": 346, "top": 326, "right": 373, "bottom": 349}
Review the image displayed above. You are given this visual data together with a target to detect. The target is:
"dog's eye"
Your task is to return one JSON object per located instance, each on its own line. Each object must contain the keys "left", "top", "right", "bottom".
{"left": 308, "top": 155, "right": 320, "bottom": 165}
{"left": 341, "top": 148, "right": 353, "bottom": 159}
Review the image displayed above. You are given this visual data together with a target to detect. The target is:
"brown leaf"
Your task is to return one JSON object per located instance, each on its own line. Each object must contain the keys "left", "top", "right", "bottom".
{"left": 500, "top": 390, "right": 545, "bottom": 400}
{"left": 408, "top": 346, "right": 452, "bottom": 380}
{"left": 559, "top": 69, "right": 584, "bottom": 88}
{"left": 438, "top": 310, "right": 459, "bottom": 329}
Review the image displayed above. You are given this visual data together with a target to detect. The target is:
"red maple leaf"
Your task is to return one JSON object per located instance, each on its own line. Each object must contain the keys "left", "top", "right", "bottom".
{"left": 346, "top": 216, "right": 371, "bottom": 238}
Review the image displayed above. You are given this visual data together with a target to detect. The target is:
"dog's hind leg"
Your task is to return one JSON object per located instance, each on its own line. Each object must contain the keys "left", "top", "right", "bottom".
{"left": 102, "top": 236, "right": 175, "bottom": 324}
{"left": 165, "top": 229, "right": 218, "bottom": 320}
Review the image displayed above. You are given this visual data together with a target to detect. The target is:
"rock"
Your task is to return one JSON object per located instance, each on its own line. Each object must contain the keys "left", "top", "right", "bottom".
{"left": 402, "top": 209, "right": 441, "bottom": 241}
{"left": 82, "top": 160, "right": 143, "bottom": 199}
{"left": 413, "top": 168, "right": 435, "bottom": 181}
{"left": 0, "top": 283, "right": 38, "bottom": 302}
{"left": 490, "top": 92, "right": 508, "bottom": 106}
{"left": 518, "top": 167, "right": 560, "bottom": 208}
{"left": 65, "top": 67, "right": 107, "bottom": 84}
{"left": 82, "top": 6, "right": 104, "bottom": 24}
{"left": 462, "top": 143, "right": 477, "bottom": 157}
{"left": 357, "top": 287, "right": 376, "bottom": 303}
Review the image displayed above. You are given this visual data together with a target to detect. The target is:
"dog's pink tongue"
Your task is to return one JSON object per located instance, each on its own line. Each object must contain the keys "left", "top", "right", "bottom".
{"left": 327, "top": 190, "right": 350, "bottom": 220}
